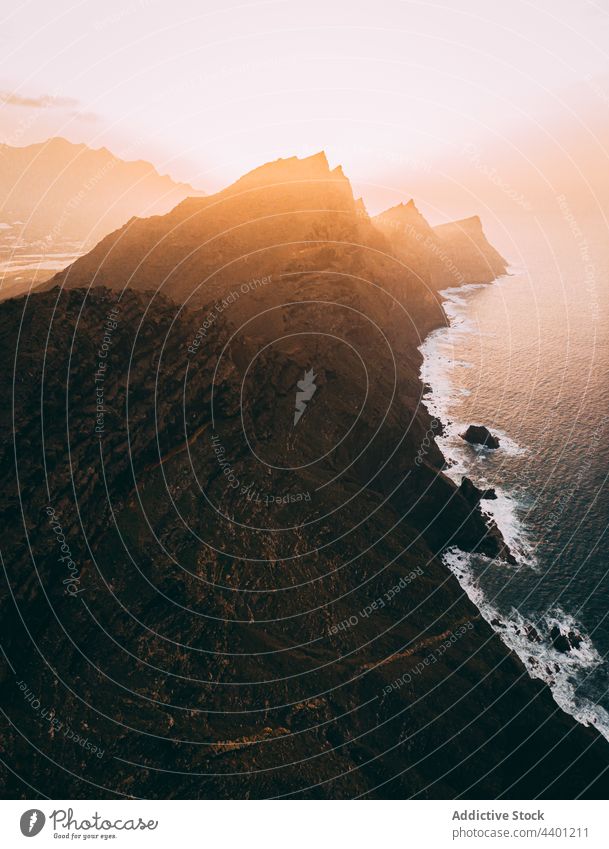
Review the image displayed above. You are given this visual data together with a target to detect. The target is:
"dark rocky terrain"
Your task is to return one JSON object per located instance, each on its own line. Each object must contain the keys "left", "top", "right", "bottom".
{"left": 1, "top": 153, "right": 608, "bottom": 799}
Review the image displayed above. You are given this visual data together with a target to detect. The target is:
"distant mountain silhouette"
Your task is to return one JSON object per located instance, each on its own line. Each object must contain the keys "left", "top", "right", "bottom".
{"left": 374, "top": 200, "right": 506, "bottom": 289}
{"left": 0, "top": 137, "right": 204, "bottom": 245}
{"left": 433, "top": 215, "right": 507, "bottom": 283}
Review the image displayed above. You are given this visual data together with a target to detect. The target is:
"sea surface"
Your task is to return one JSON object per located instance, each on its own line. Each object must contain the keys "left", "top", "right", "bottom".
{"left": 420, "top": 219, "right": 609, "bottom": 737}
{"left": 0, "top": 221, "right": 82, "bottom": 299}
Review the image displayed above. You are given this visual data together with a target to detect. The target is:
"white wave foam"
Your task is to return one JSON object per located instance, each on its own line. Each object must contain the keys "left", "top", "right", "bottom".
{"left": 444, "top": 548, "right": 609, "bottom": 740}
{"left": 419, "top": 276, "right": 533, "bottom": 567}
{"left": 479, "top": 492, "right": 536, "bottom": 565}
{"left": 419, "top": 415, "right": 534, "bottom": 567}
{"left": 415, "top": 276, "right": 609, "bottom": 737}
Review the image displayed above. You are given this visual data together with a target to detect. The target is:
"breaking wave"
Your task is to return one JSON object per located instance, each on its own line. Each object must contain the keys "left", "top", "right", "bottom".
{"left": 419, "top": 277, "right": 609, "bottom": 740}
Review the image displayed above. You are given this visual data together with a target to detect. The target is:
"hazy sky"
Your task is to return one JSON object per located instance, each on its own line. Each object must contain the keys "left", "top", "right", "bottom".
{"left": 2, "top": 0, "right": 609, "bottom": 227}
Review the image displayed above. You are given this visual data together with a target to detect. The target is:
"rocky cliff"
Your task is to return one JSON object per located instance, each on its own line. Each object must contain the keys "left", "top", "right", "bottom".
{"left": 374, "top": 200, "right": 507, "bottom": 290}
{"left": 433, "top": 215, "right": 507, "bottom": 284}
{"left": 1, "top": 154, "right": 607, "bottom": 799}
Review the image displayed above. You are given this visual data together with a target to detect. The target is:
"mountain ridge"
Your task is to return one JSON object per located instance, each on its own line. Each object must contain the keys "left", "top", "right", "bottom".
{"left": 44, "top": 152, "right": 505, "bottom": 316}
{"left": 4, "top": 152, "right": 601, "bottom": 801}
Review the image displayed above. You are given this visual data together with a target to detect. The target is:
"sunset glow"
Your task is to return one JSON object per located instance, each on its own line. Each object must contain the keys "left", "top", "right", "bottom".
{"left": 2, "top": 0, "right": 609, "bottom": 204}
{"left": 2, "top": 0, "right": 609, "bottom": 817}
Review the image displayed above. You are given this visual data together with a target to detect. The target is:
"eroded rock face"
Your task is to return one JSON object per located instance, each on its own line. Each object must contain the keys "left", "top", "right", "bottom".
{"left": 462, "top": 424, "right": 501, "bottom": 449}
{"left": 459, "top": 476, "right": 498, "bottom": 505}
{"left": 3, "top": 285, "right": 609, "bottom": 800}
{"left": 433, "top": 215, "right": 508, "bottom": 285}
{"left": 2, "top": 157, "right": 608, "bottom": 800}
{"left": 373, "top": 203, "right": 507, "bottom": 291}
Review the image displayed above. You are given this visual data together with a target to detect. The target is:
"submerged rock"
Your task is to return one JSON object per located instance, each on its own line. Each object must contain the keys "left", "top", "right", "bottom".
{"left": 462, "top": 424, "right": 500, "bottom": 449}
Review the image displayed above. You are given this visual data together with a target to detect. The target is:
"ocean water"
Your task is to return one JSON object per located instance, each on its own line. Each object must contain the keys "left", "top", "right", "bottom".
{"left": 420, "top": 220, "right": 609, "bottom": 737}
{"left": 0, "top": 221, "right": 82, "bottom": 299}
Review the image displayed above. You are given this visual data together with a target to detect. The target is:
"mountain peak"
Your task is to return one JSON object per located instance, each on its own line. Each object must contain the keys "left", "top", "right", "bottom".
{"left": 354, "top": 196, "right": 368, "bottom": 217}
{"left": 374, "top": 199, "right": 433, "bottom": 233}
{"left": 307, "top": 150, "right": 330, "bottom": 169}
{"left": 433, "top": 215, "right": 507, "bottom": 277}
{"left": 231, "top": 151, "right": 344, "bottom": 190}
{"left": 36, "top": 136, "right": 88, "bottom": 152}
{"left": 433, "top": 215, "right": 484, "bottom": 236}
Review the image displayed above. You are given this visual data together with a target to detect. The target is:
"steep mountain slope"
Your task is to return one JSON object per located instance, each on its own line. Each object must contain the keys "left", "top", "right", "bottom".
{"left": 0, "top": 137, "right": 203, "bottom": 245}
{"left": 45, "top": 152, "right": 502, "bottom": 333}
{"left": 1, "top": 284, "right": 608, "bottom": 800}
{"left": 48, "top": 152, "right": 387, "bottom": 307}
{"left": 2, "top": 154, "right": 607, "bottom": 799}
{"left": 374, "top": 200, "right": 507, "bottom": 289}
{"left": 433, "top": 215, "right": 507, "bottom": 284}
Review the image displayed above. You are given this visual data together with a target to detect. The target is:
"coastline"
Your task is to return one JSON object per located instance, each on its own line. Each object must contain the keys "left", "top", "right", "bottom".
{"left": 3, "top": 277, "right": 609, "bottom": 797}
{"left": 3, "top": 151, "right": 609, "bottom": 795}
{"left": 417, "top": 273, "right": 609, "bottom": 742}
